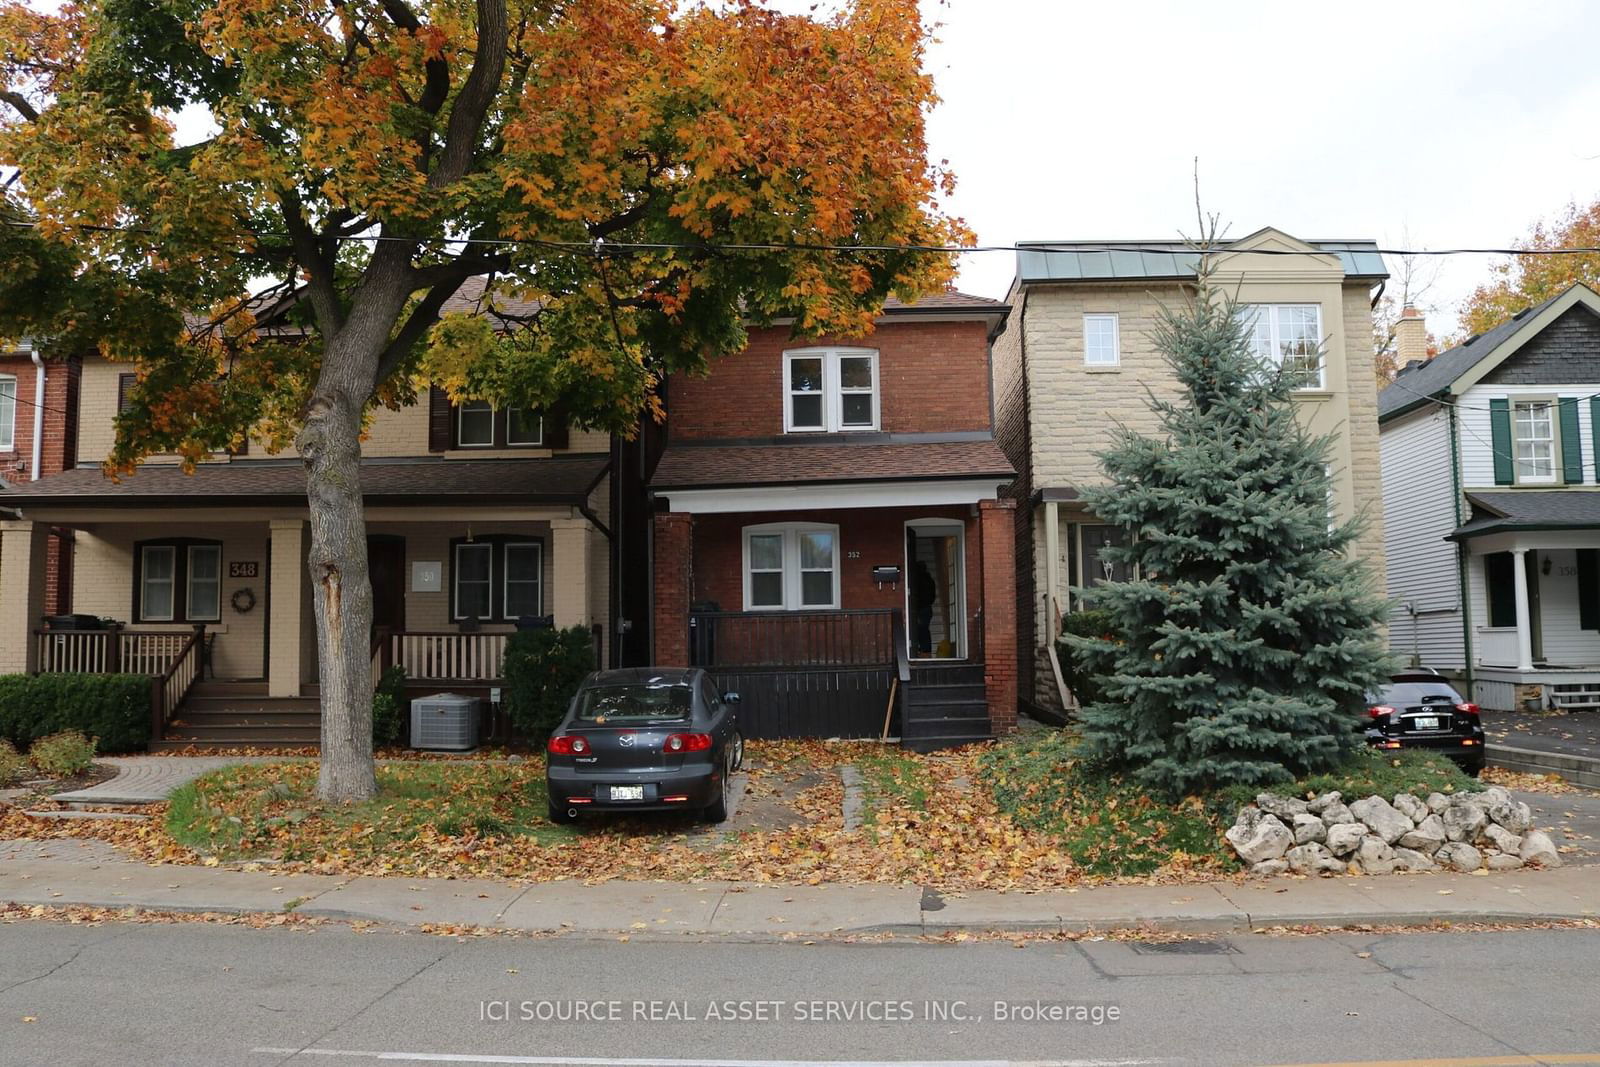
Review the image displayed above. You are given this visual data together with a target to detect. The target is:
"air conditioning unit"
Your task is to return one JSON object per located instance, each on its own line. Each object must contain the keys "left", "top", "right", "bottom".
{"left": 410, "top": 693, "right": 478, "bottom": 751}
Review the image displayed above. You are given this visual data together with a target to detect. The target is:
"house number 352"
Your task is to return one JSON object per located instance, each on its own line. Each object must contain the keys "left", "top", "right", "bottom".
{"left": 846, "top": 551, "right": 861, "bottom": 559}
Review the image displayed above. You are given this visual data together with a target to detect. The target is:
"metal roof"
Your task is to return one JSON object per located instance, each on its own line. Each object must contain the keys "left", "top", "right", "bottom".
{"left": 1015, "top": 238, "right": 1387, "bottom": 284}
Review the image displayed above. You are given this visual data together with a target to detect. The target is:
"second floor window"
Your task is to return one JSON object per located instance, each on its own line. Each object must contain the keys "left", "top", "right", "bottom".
{"left": 0, "top": 375, "right": 14, "bottom": 451}
{"left": 457, "top": 401, "right": 544, "bottom": 448}
{"left": 1083, "top": 314, "right": 1120, "bottom": 366}
{"left": 1513, "top": 400, "right": 1557, "bottom": 484}
{"left": 1239, "top": 304, "right": 1323, "bottom": 390}
{"left": 784, "top": 348, "right": 878, "bottom": 433}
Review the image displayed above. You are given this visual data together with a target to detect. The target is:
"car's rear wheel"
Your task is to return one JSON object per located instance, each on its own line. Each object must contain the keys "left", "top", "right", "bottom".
{"left": 547, "top": 801, "right": 578, "bottom": 825}
{"left": 703, "top": 756, "right": 731, "bottom": 824}
{"left": 728, "top": 730, "right": 744, "bottom": 772}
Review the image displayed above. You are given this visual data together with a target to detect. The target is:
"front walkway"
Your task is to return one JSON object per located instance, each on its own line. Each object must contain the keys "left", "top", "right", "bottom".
{"left": 52, "top": 756, "right": 285, "bottom": 806}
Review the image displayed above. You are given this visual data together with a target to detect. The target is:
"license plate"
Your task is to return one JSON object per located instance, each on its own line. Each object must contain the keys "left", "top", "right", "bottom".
{"left": 1414, "top": 716, "right": 1439, "bottom": 731}
{"left": 609, "top": 785, "right": 644, "bottom": 802}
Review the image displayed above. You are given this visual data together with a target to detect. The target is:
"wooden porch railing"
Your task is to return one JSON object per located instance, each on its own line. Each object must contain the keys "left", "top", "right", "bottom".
{"left": 149, "top": 625, "right": 206, "bottom": 742}
{"left": 689, "top": 609, "right": 897, "bottom": 669}
{"left": 34, "top": 625, "right": 198, "bottom": 676}
{"left": 391, "top": 631, "right": 509, "bottom": 681}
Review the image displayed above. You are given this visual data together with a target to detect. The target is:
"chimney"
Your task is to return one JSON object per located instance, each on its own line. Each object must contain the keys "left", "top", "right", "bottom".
{"left": 1395, "top": 303, "right": 1427, "bottom": 364}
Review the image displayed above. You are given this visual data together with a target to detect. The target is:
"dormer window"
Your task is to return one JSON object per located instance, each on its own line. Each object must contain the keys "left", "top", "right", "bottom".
{"left": 784, "top": 348, "right": 879, "bottom": 433}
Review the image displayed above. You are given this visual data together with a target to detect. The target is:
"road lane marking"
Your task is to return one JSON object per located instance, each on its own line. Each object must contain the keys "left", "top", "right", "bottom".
{"left": 251, "top": 1051, "right": 1164, "bottom": 1067}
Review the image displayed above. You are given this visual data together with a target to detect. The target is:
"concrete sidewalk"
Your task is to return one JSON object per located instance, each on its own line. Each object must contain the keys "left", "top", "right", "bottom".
{"left": 3, "top": 837, "right": 1596, "bottom": 937}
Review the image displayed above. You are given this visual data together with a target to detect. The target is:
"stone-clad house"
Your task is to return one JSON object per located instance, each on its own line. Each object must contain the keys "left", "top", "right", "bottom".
{"left": 991, "top": 227, "right": 1390, "bottom": 716}
{"left": 1378, "top": 281, "right": 1600, "bottom": 711}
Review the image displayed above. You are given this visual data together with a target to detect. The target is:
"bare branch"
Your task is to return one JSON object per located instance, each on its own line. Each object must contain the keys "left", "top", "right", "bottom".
{"left": 0, "top": 90, "right": 38, "bottom": 122}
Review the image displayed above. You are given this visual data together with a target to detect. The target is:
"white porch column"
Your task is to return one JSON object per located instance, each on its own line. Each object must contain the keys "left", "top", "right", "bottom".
{"left": 268, "top": 519, "right": 305, "bottom": 697}
{"left": 550, "top": 516, "right": 593, "bottom": 630}
{"left": 1511, "top": 547, "right": 1534, "bottom": 671}
{"left": 1042, "top": 499, "right": 1061, "bottom": 640}
{"left": 0, "top": 520, "right": 50, "bottom": 674}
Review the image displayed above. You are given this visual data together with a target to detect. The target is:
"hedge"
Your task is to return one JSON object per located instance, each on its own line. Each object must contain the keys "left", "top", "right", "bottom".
{"left": 0, "top": 674, "right": 151, "bottom": 753}
{"left": 503, "top": 625, "right": 596, "bottom": 741}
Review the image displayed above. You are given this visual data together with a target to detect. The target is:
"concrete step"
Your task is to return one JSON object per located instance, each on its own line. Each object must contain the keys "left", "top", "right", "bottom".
{"left": 1486, "top": 743, "right": 1600, "bottom": 789}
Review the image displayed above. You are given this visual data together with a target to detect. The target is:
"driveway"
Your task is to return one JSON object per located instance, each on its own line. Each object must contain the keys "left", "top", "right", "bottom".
{"left": 1482, "top": 708, "right": 1600, "bottom": 760}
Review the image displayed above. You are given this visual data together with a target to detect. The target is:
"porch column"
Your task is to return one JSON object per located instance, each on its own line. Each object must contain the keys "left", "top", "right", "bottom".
{"left": 0, "top": 520, "right": 50, "bottom": 674}
{"left": 1511, "top": 547, "right": 1534, "bottom": 671}
{"left": 1042, "top": 499, "right": 1061, "bottom": 640}
{"left": 978, "top": 499, "right": 1018, "bottom": 735}
{"left": 550, "top": 516, "right": 593, "bottom": 630}
{"left": 652, "top": 512, "right": 692, "bottom": 666}
{"left": 267, "top": 519, "right": 305, "bottom": 697}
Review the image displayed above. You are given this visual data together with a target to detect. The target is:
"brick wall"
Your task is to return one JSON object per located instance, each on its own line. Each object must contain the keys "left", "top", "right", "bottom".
{"left": 668, "top": 320, "right": 995, "bottom": 439}
{"left": 979, "top": 498, "right": 1018, "bottom": 734}
{"left": 988, "top": 288, "right": 1037, "bottom": 705}
{"left": 2, "top": 353, "right": 79, "bottom": 613}
{"left": 653, "top": 512, "right": 693, "bottom": 665}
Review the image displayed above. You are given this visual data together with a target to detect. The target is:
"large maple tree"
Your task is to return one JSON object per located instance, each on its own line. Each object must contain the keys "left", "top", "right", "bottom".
{"left": 0, "top": 0, "right": 963, "bottom": 800}
{"left": 1460, "top": 199, "right": 1600, "bottom": 336}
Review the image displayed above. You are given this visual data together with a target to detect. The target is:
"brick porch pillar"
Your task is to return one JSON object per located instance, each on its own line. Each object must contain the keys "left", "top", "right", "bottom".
{"left": 978, "top": 498, "right": 1018, "bottom": 735}
{"left": 652, "top": 512, "right": 692, "bottom": 666}
{"left": 0, "top": 520, "right": 51, "bottom": 674}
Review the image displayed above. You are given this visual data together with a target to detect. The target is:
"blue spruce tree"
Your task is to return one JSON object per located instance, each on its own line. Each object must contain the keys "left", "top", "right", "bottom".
{"left": 1066, "top": 269, "right": 1392, "bottom": 796}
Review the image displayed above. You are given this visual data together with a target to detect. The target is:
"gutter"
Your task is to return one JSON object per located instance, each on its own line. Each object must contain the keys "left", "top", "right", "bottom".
{"left": 29, "top": 346, "right": 44, "bottom": 481}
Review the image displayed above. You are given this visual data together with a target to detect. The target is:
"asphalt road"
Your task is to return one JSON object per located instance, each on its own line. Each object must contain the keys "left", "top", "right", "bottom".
{"left": 3, "top": 921, "right": 1600, "bottom": 1067}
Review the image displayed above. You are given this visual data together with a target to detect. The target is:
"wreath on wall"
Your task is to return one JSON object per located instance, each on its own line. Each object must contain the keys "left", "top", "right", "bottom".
{"left": 231, "top": 588, "right": 257, "bottom": 614}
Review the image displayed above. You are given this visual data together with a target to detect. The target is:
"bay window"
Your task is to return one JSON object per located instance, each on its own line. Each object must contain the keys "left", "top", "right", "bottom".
{"left": 742, "top": 523, "right": 840, "bottom": 610}
{"left": 784, "top": 348, "right": 879, "bottom": 433}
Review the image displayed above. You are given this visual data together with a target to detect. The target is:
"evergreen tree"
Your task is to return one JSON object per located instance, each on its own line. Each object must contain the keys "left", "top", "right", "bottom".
{"left": 1066, "top": 268, "right": 1393, "bottom": 797}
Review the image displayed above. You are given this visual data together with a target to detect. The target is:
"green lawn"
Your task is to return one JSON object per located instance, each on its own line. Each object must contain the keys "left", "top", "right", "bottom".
{"left": 854, "top": 748, "right": 932, "bottom": 836}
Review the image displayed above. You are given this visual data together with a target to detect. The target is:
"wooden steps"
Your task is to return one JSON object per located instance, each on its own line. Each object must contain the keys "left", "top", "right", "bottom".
{"left": 155, "top": 680, "right": 321, "bottom": 750}
{"left": 901, "top": 663, "right": 992, "bottom": 752}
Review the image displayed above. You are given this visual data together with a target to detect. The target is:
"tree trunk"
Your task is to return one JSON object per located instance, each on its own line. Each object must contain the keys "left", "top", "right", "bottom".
{"left": 299, "top": 350, "right": 380, "bottom": 804}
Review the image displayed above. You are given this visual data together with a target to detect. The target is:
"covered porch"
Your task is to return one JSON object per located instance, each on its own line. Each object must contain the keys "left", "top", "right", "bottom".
{"left": 1453, "top": 491, "right": 1600, "bottom": 711}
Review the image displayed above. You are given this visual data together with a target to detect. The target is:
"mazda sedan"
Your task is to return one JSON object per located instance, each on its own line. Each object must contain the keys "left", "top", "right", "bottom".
{"left": 545, "top": 668, "right": 743, "bottom": 824}
{"left": 1364, "top": 670, "right": 1486, "bottom": 775}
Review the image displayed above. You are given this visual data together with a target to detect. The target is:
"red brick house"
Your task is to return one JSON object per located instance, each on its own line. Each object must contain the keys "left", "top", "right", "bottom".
{"left": 0, "top": 342, "right": 78, "bottom": 614}
{"left": 647, "top": 294, "right": 1019, "bottom": 749}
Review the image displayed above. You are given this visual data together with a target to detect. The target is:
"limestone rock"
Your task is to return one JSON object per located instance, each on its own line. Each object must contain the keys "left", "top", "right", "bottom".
{"left": 1255, "top": 792, "right": 1309, "bottom": 819}
{"left": 1425, "top": 792, "right": 1451, "bottom": 815}
{"left": 1226, "top": 810, "right": 1293, "bottom": 865}
{"left": 1435, "top": 841, "right": 1483, "bottom": 872}
{"left": 1489, "top": 799, "right": 1533, "bottom": 835}
{"left": 1477, "top": 785, "right": 1513, "bottom": 809}
{"left": 1392, "top": 847, "right": 1437, "bottom": 872}
{"left": 1356, "top": 835, "right": 1397, "bottom": 875}
{"left": 1321, "top": 801, "right": 1356, "bottom": 825}
{"left": 1251, "top": 858, "right": 1290, "bottom": 877}
{"left": 1486, "top": 854, "right": 1524, "bottom": 871}
{"left": 1292, "top": 812, "right": 1328, "bottom": 845}
{"left": 1519, "top": 830, "right": 1563, "bottom": 868}
{"left": 1286, "top": 842, "right": 1338, "bottom": 875}
{"left": 1442, "top": 801, "right": 1488, "bottom": 843}
{"left": 1482, "top": 824, "right": 1522, "bottom": 855}
{"left": 1325, "top": 822, "right": 1368, "bottom": 857}
{"left": 1349, "top": 796, "right": 1413, "bottom": 845}
{"left": 1392, "top": 793, "right": 1429, "bottom": 824}
{"left": 1397, "top": 813, "right": 1446, "bottom": 853}
{"left": 1306, "top": 791, "right": 1342, "bottom": 814}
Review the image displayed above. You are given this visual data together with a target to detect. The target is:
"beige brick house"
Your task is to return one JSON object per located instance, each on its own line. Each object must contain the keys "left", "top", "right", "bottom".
{"left": 0, "top": 309, "right": 617, "bottom": 745}
{"left": 992, "top": 227, "right": 1390, "bottom": 715}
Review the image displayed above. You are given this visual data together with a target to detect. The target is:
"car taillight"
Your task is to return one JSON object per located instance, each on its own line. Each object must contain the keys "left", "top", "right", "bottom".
{"left": 664, "top": 732, "right": 712, "bottom": 753}
{"left": 1369, "top": 705, "right": 1396, "bottom": 719}
{"left": 1455, "top": 702, "right": 1480, "bottom": 718}
{"left": 548, "top": 735, "right": 589, "bottom": 755}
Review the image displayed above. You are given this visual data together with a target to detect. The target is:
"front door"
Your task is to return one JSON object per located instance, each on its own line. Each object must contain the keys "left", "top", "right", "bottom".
{"left": 904, "top": 521, "right": 965, "bottom": 660}
{"left": 367, "top": 536, "right": 406, "bottom": 633}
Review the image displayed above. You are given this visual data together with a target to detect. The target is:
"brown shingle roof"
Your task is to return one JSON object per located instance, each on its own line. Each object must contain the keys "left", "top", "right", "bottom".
{"left": 650, "top": 438, "right": 1014, "bottom": 490}
{"left": 0, "top": 456, "right": 609, "bottom": 507}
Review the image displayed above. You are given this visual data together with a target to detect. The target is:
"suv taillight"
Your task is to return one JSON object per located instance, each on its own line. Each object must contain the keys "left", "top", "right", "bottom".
{"left": 548, "top": 735, "right": 589, "bottom": 755}
{"left": 664, "top": 732, "right": 712, "bottom": 753}
{"left": 1369, "top": 704, "right": 1396, "bottom": 719}
{"left": 1455, "top": 702, "right": 1480, "bottom": 718}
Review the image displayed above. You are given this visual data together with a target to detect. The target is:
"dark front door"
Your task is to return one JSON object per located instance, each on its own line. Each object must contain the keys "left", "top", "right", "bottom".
{"left": 367, "top": 536, "right": 406, "bottom": 632}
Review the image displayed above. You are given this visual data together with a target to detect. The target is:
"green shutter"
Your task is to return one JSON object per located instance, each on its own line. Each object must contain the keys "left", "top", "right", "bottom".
{"left": 1581, "top": 550, "right": 1600, "bottom": 631}
{"left": 1489, "top": 397, "right": 1514, "bottom": 485}
{"left": 1591, "top": 396, "right": 1600, "bottom": 483}
{"left": 1560, "top": 396, "right": 1583, "bottom": 484}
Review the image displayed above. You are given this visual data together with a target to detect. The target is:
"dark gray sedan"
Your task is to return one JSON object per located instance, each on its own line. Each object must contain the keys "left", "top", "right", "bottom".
{"left": 545, "top": 667, "right": 743, "bottom": 824}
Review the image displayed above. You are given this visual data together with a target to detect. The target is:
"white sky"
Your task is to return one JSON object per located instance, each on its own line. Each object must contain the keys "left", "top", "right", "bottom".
{"left": 923, "top": 0, "right": 1600, "bottom": 333}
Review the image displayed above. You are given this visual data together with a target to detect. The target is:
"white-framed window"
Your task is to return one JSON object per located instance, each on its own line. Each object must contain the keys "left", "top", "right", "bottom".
{"left": 506, "top": 408, "right": 543, "bottom": 446}
{"left": 457, "top": 400, "right": 495, "bottom": 447}
{"left": 1083, "top": 313, "right": 1120, "bottom": 367}
{"left": 783, "top": 348, "right": 879, "bottom": 433}
{"left": 186, "top": 544, "right": 222, "bottom": 621}
{"left": 453, "top": 542, "right": 494, "bottom": 619}
{"left": 1513, "top": 400, "right": 1558, "bottom": 484}
{"left": 741, "top": 523, "right": 840, "bottom": 610}
{"left": 0, "top": 375, "right": 15, "bottom": 451}
{"left": 140, "top": 545, "right": 177, "bottom": 622}
{"left": 503, "top": 542, "right": 543, "bottom": 618}
{"left": 1239, "top": 304, "right": 1324, "bottom": 389}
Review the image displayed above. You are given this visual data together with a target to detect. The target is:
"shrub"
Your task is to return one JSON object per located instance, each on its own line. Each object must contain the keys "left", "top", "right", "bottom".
{"left": 503, "top": 625, "right": 596, "bottom": 741}
{"left": 0, "top": 674, "right": 150, "bottom": 753}
{"left": 372, "top": 665, "right": 408, "bottom": 747}
{"left": 1055, "top": 608, "right": 1116, "bottom": 708}
{"left": 0, "top": 739, "right": 27, "bottom": 786}
{"left": 29, "top": 730, "right": 97, "bottom": 777}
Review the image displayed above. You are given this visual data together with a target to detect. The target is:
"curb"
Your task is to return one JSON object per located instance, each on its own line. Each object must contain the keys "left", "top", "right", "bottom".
{"left": 1486, "top": 743, "right": 1600, "bottom": 789}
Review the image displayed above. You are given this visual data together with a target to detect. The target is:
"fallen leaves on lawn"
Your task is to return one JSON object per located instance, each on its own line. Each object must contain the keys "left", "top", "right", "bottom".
{"left": 1480, "top": 767, "right": 1581, "bottom": 795}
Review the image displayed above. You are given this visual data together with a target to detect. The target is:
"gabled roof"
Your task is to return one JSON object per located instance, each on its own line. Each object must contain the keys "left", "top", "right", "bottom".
{"left": 1014, "top": 227, "right": 1387, "bottom": 285}
{"left": 1377, "top": 282, "right": 1600, "bottom": 423}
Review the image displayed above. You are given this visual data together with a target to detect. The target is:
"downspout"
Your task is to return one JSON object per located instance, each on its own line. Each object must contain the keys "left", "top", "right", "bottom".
{"left": 1449, "top": 403, "right": 1473, "bottom": 691}
{"left": 29, "top": 346, "right": 44, "bottom": 481}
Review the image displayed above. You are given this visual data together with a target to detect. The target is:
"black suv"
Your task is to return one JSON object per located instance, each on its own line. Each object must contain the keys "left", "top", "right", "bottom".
{"left": 1364, "top": 670, "right": 1486, "bottom": 775}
